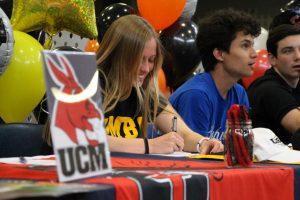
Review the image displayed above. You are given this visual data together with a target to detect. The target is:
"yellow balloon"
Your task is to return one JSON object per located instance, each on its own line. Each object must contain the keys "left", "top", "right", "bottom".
{"left": 10, "top": 0, "right": 98, "bottom": 39}
{"left": 0, "top": 31, "right": 45, "bottom": 122}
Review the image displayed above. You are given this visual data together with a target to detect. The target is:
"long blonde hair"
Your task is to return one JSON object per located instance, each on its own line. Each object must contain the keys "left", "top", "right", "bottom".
{"left": 96, "top": 15, "right": 164, "bottom": 137}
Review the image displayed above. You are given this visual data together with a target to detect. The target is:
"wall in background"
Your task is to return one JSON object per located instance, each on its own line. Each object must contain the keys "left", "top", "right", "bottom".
{"left": 193, "top": 0, "right": 289, "bottom": 29}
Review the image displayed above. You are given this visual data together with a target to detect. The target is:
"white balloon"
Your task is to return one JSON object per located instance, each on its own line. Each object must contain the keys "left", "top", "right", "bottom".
{"left": 179, "top": 0, "right": 198, "bottom": 21}
{"left": 254, "top": 27, "right": 268, "bottom": 50}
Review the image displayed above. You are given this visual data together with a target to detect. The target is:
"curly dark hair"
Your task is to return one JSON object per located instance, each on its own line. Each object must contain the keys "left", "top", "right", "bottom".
{"left": 196, "top": 8, "right": 261, "bottom": 72}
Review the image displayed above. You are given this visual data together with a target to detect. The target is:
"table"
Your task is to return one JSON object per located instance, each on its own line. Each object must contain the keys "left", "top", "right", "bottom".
{"left": 0, "top": 152, "right": 299, "bottom": 200}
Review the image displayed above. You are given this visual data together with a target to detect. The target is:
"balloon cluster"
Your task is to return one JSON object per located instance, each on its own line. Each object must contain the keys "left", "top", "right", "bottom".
{"left": 0, "top": 0, "right": 200, "bottom": 122}
{"left": 95, "top": 1, "right": 195, "bottom": 95}
{"left": 0, "top": 0, "right": 98, "bottom": 122}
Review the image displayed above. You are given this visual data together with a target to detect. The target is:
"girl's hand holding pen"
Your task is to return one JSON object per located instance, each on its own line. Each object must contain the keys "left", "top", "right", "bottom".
{"left": 149, "top": 132, "right": 184, "bottom": 154}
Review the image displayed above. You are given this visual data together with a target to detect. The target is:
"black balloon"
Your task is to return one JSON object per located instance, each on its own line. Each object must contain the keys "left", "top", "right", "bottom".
{"left": 94, "top": 0, "right": 137, "bottom": 14}
{"left": 96, "top": 3, "right": 136, "bottom": 42}
{"left": 160, "top": 20, "right": 201, "bottom": 91}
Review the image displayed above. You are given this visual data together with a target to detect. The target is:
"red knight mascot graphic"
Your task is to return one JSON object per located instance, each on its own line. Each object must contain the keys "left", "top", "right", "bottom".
{"left": 45, "top": 54, "right": 102, "bottom": 146}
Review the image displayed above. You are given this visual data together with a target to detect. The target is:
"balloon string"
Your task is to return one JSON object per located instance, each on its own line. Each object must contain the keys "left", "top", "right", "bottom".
{"left": 43, "top": 33, "right": 54, "bottom": 50}
{"left": 37, "top": 30, "right": 45, "bottom": 43}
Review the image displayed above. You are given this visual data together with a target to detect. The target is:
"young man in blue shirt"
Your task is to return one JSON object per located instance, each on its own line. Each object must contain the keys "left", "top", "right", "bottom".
{"left": 169, "top": 8, "right": 261, "bottom": 142}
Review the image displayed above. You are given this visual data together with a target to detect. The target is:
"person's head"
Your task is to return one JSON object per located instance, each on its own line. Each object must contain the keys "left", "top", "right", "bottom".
{"left": 267, "top": 24, "right": 300, "bottom": 56}
{"left": 97, "top": 14, "right": 163, "bottom": 88}
{"left": 96, "top": 15, "right": 164, "bottom": 134}
{"left": 267, "top": 24, "right": 300, "bottom": 84}
{"left": 196, "top": 8, "right": 261, "bottom": 72}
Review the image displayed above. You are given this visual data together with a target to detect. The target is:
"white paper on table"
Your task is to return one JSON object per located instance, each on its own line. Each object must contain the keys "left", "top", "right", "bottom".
{"left": 153, "top": 151, "right": 199, "bottom": 157}
{"left": 0, "top": 155, "right": 56, "bottom": 166}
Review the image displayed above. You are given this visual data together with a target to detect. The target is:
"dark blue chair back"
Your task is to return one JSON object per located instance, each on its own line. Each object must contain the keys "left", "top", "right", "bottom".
{"left": 0, "top": 123, "right": 53, "bottom": 158}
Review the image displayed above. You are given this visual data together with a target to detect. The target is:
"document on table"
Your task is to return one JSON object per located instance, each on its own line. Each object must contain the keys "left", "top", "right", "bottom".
{"left": 153, "top": 151, "right": 200, "bottom": 157}
{"left": 0, "top": 155, "right": 56, "bottom": 166}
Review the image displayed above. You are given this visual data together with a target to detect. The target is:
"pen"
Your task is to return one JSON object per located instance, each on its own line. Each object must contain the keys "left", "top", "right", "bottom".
{"left": 171, "top": 116, "right": 177, "bottom": 132}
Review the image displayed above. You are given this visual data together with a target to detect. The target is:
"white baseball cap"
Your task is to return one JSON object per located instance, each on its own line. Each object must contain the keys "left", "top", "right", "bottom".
{"left": 253, "top": 128, "right": 300, "bottom": 163}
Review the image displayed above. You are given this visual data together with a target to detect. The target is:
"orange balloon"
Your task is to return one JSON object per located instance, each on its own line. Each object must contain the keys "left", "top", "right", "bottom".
{"left": 242, "top": 49, "right": 271, "bottom": 89}
{"left": 137, "top": 0, "right": 186, "bottom": 31}
{"left": 158, "top": 68, "right": 170, "bottom": 98}
{"left": 85, "top": 39, "right": 99, "bottom": 52}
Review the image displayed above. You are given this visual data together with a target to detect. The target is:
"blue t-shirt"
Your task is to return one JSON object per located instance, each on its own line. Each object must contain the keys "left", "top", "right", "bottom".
{"left": 169, "top": 72, "right": 249, "bottom": 142}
